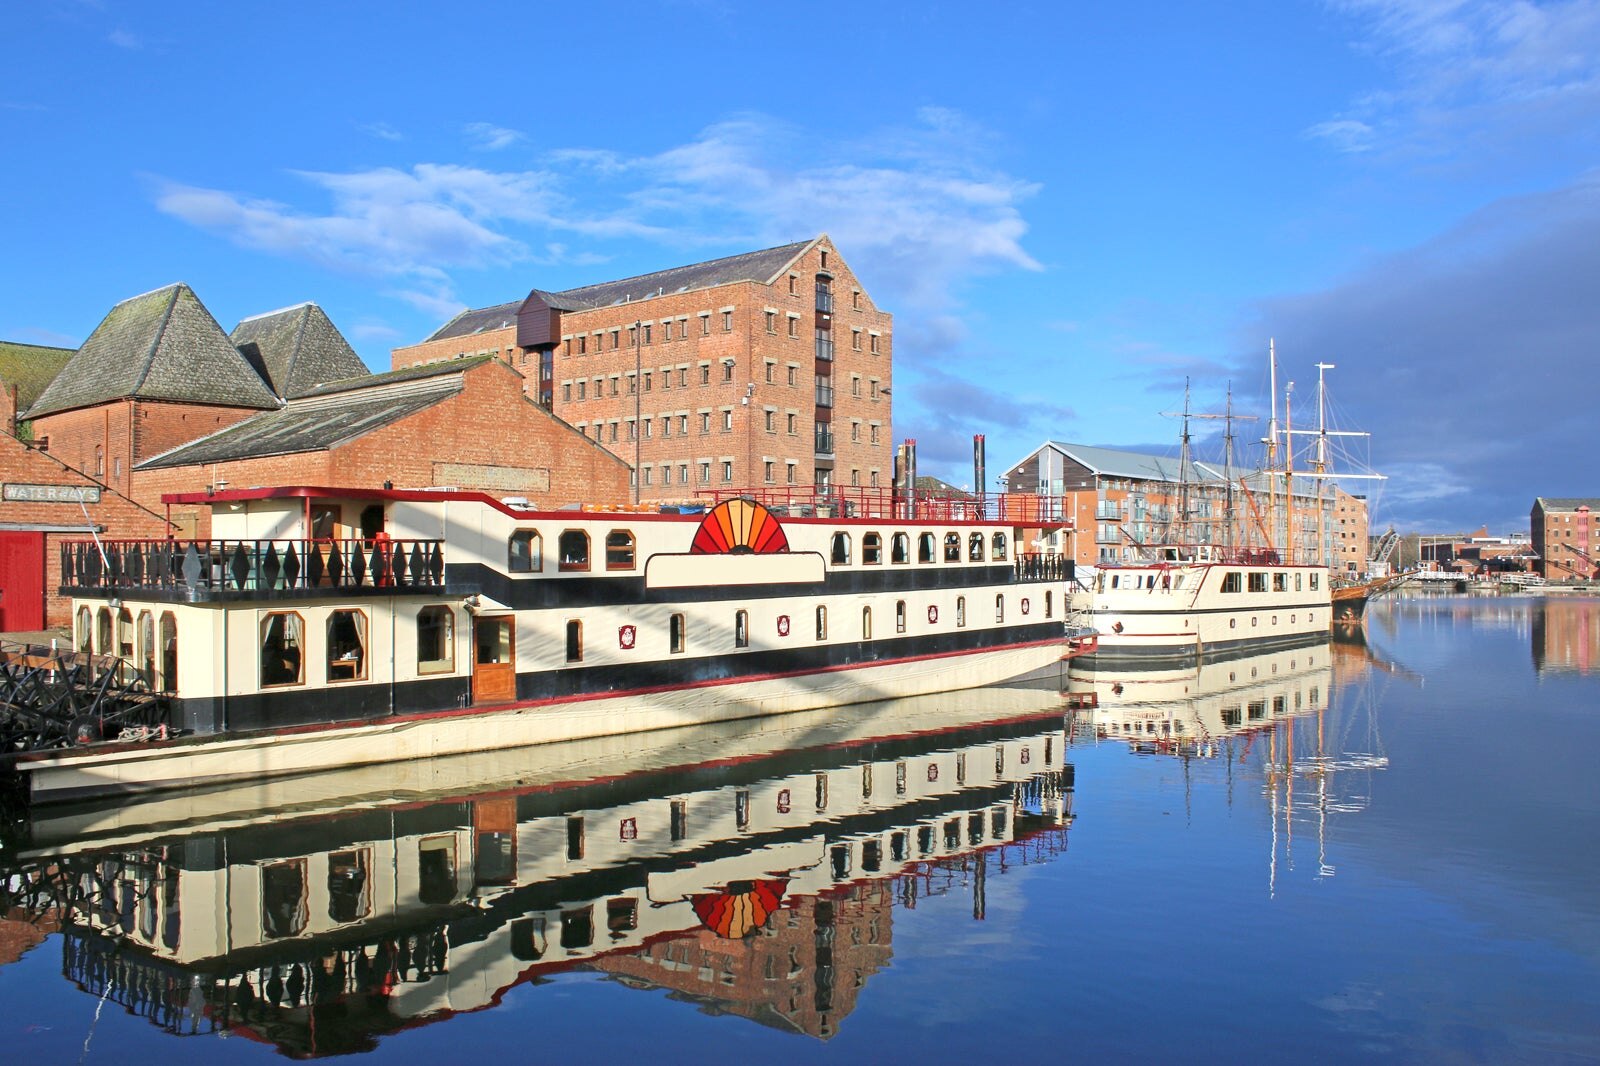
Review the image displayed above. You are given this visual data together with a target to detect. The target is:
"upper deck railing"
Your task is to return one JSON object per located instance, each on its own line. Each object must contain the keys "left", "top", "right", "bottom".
{"left": 60, "top": 538, "right": 446, "bottom": 598}
{"left": 694, "top": 485, "right": 1077, "bottom": 525}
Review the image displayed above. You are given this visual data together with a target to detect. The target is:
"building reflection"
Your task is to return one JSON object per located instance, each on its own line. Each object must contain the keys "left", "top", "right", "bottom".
{"left": 1531, "top": 598, "right": 1600, "bottom": 675}
{"left": 0, "top": 690, "right": 1074, "bottom": 1054}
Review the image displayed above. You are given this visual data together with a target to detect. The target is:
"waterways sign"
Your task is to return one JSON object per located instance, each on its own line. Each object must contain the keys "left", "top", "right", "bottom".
{"left": 3, "top": 483, "right": 102, "bottom": 504}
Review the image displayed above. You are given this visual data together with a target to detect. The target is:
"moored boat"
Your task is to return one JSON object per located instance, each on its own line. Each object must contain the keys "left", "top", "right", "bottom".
{"left": 6, "top": 485, "right": 1076, "bottom": 803}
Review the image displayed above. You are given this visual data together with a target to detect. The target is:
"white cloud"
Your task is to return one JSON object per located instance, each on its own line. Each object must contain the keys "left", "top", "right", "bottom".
{"left": 1305, "top": 118, "right": 1377, "bottom": 153}
{"left": 1317, "top": 0, "right": 1600, "bottom": 159}
{"left": 107, "top": 28, "right": 140, "bottom": 49}
{"left": 465, "top": 123, "right": 525, "bottom": 151}
{"left": 359, "top": 121, "right": 404, "bottom": 142}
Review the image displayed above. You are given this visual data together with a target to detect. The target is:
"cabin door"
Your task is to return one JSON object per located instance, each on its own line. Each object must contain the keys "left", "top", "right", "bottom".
{"left": 472, "top": 617, "right": 516, "bottom": 704}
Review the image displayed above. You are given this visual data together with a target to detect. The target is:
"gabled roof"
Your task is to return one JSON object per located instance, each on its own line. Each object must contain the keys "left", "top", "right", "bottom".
{"left": 27, "top": 283, "right": 281, "bottom": 418}
{"left": 423, "top": 238, "right": 821, "bottom": 343}
{"left": 0, "top": 341, "right": 74, "bottom": 410}
{"left": 1042, "top": 441, "right": 1214, "bottom": 485}
{"left": 1533, "top": 497, "right": 1600, "bottom": 512}
{"left": 231, "top": 303, "right": 370, "bottom": 398}
{"left": 136, "top": 365, "right": 474, "bottom": 470}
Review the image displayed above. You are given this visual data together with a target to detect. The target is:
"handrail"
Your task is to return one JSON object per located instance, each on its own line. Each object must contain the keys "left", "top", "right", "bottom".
{"left": 60, "top": 538, "right": 446, "bottom": 595}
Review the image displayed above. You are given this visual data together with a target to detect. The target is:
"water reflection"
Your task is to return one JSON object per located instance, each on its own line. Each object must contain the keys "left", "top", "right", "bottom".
{"left": 1530, "top": 596, "right": 1600, "bottom": 675}
{"left": 0, "top": 688, "right": 1074, "bottom": 1054}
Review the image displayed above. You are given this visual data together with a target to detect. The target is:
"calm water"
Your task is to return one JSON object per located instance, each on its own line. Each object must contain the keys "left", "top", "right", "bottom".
{"left": 2, "top": 593, "right": 1598, "bottom": 1064}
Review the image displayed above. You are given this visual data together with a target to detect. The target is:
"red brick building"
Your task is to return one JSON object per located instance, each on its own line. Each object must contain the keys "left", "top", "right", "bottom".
{"left": 1531, "top": 497, "right": 1600, "bottom": 581}
{"left": 392, "top": 235, "right": 893, "bottom": 504}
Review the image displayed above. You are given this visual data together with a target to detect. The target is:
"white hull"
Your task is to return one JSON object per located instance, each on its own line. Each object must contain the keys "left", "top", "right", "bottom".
{"left": 18, "top": 640, "right": 1065, "bottom": 802}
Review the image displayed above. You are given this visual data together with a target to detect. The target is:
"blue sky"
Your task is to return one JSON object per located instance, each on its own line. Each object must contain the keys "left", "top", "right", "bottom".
{"left": 5, "top": 1, "right": 1598, "bottom": 534}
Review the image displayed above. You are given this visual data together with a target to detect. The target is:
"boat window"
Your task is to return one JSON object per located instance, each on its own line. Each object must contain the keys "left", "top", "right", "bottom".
{"left": 735, "top": 609, "right": 749, "bottom": 648}
{"left": 418, "top": 836, "right": 458, "bottom": 906}
{"left": 605, "top": 529, "right": 636, "bottom": 571}
{"left": 1310, "top": 571, "right": 1320, "bottom": 590}
{"left": 96, "top": 607, "right": 112, "bottom": 655}
{"left": 509, "top": 529, "right": 542, "bottom": 572}
{"left": 328, "top": 850, "right": 371, "bottom": 923}
{"left": 1221, "top": 572, "right": 1243, "bottom": 593}
{"left": 896, "top": 600, "right": 907, "bottom": 633}
{"left": 1296, "top": 572, "right": 1303, "bottom": 592}
{"left": 996, "top": 594, "right": 1005, "bottom": 623}
{"left": 310, "top": 504, "right": 340, "bottom": 541}
{"left": 969, "top": 533, "right": 985, "bottom": 561}
{"left": 815, "top": 605, "right": 827, "bottom": 640}
{"left": 261, "top": 859, "right": 308, "bottom": 939}
{"left": 327, "top": 609, "right": 368, "bottom": 682}
{"left": 1273, "top": 572, "right": 1287, "bottom": 592}
{"left": 1248, "top": 572, "right": 1267, "bottom": 593}
{"left": 260, "top": 612, "right": 304, "bottom": 687}
{"left": 992, "top": 533, "right": 1008, "bottom": 561}
{"left": 565, "top": 619, "right": 583, "bottom": 663}
{"left": 559, "top": 530, "right": 590, "bottom": 571}
{"left": 1045, "top": 591, "right": 1053, "bottom": 619}
{"left": 956, "top": 596, "right": 967, "bottom": 628}
{"left": 1110, "top": 575, "right": 1120, "bottom": 589}
{"left": 892, "top": 532, "right": 910, "bottom": 564}
{"left": 417, "top": 605, "right": 455, "bottom": 674}
{"left": 670, "top": 613, "right": 686, "bottom": 654}
{"left": 918, "top": 532, "right": 936, "bottom": 563}
{"left": 76, "top": 606, "right": 91, "bottom": 653}
{"left": 116, "top": 607, "right": 133, "bottom": 657}
{"left": 160, "top": 612, "right": 177, "bottom": 693}
{"left": 862, "top": 606, "right": 873, "bottom": 640}
{"left": 862, "top": 532, "right": 882, "bottom": 565}
{"left": 944, "top": 533, "right": 961, "bottom": 562}
{"left": 136, "top": 611, "right": 155, "bottom": 685}
{"left": 831, "top": 532, "right": 852, "bottom": 565}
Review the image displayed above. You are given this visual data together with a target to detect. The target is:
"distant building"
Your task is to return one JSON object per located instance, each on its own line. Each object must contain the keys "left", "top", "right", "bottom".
{"left": 1530, "top": 498, "right": 1600, "bottom": 581}
{"left": 1002, "top": 441, "right": 1368, "bottom": 571}
{"left": 391, "top": 235, "right": 892, "bottom": 504}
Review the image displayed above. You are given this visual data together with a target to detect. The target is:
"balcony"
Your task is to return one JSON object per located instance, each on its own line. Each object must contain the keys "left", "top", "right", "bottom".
{"left": 815, "top": 335, "right": 833, "bottom": 362}
{"left": 1014, "top": 554, "right": 1075, "bottom": 583}
{"left": 814, "top": 427, "right": 836, "bottom": 456}
{"left": 60, "top": 538, "right": 447, "bottom": 600}
{"left": 815, "top": 384, "right": 834, "bottom": 408}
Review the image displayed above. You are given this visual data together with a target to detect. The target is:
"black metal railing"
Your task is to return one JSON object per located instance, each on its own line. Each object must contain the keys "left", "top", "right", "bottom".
{"left": 61, "top": 538, "right": 446, "bottom": 595}
{"left": 814, "top": 426, "right": 836, "bottom": 455}
{"left": 1014, "top": 553, "right": 1074, "bottom": 582}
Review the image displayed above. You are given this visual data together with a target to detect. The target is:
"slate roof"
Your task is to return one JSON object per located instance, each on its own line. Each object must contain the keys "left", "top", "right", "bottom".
{"left": 1533, "top": 497, "right": 1600, "bottom": 512}
{"left": 27, "top": 284, "right": 281, "bottom": 418}
{"left": 0, "top": 341, "right": 74, "bottom": 410}
{"left": 1044, "top": 442, "right": 1215, "bottom": 485}
{"left": 231, "top": 303, "right": 370, "bottom": 398}
{"left": 425, "top": 238, "right": 818, "bottom": 343}
{"left": 300, "top": 355, "right": 497, "bottom": 398}
{"left": 137, "top": 366, "right": 471, "bottom": 470}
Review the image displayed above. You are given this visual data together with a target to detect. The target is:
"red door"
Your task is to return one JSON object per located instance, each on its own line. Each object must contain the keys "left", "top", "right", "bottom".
{"left": 0, "top": 532, "right": 47, "bottom": 632}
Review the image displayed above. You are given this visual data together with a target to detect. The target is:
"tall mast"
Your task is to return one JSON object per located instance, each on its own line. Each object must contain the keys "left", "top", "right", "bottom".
{"left": 1283, "top": 377, "right": 1295, "bottom": 562}
{"left": 1223, "top": 385, "right": 1236, "bottom": 557}
{"left": 1315, "top": 362, "right": 1334, "bottom": 570}
{"left": 1178, "top": 378, "right": 1192, "bottom": 549}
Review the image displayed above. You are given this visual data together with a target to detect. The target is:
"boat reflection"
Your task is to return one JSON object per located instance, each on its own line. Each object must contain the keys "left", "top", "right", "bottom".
{"left": 0, "top": 687, "right": 1075, "bottom": 1053}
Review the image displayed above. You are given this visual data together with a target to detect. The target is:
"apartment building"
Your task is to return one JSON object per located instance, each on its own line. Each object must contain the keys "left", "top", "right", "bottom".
{"left": 391, "top": 235, "right": 892, "bottom": 504}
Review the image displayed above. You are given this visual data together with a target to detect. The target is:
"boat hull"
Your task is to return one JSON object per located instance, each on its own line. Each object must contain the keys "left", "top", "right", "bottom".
{"left": 13, "top": 639, "right": 1066, "bottom": 803}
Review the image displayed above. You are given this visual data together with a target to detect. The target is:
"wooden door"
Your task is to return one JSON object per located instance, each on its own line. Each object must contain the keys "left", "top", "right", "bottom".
{"left": 0, "top": 532, "right": 46, "bottom": 632}
{"left": 472, "top": 617, "right": 516, "bottom": 704}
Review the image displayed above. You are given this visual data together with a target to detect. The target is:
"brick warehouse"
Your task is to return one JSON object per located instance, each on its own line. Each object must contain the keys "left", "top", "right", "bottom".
{"left": 1530, "top": 497, "right": 1600, "bottom": 581}
{"left": 391, "top": 235, "right": 893, "bottom": 504}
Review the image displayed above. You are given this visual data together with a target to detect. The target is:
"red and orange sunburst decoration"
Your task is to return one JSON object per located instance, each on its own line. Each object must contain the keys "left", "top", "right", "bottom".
{"left": 689, "top": 498, "right": 790, "bottom": 555}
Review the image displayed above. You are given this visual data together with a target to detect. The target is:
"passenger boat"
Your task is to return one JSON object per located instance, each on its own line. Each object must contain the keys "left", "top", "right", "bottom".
{"left": 13, "top": 485, "right": 1075, "bottom": 803}
{"left": 1, "top": 694, "right": 1072, "bottom": 1048}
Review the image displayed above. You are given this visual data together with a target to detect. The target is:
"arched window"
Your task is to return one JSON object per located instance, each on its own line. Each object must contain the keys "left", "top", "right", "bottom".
{"left": 969, "top": 533, "right": 985, "bottom": 561}
{"left": 891, "top": 532, "right": 910, "bottom": 564}
{"left": 565, "top": 619, "right": 583, "bottom": 662}
{"left": 137, "top": 611, "right": 155, "bottom": 685}
{"left": 995, "top": 594, "right": 1005, "bottom": 623}
{"left": 559, "top": 530, "right": 590, "bottom": 572}
{"left": 918, "top": 533, "right": 936, "bottom": 563}
{"left": 862, "top": 606, "right": 873, "bottom": 640}
{"left": 116, "top": 607, "right": 133, "bottom": 657}
{"left": 862, "top": 533, "right": 882, "bottom": 565}
{"left": 734, "top": 609, "right": 749, "bottom": 648}
{"left": 76, "top": 606, "right": 91, "bottom": 653}
{"left": 956, "top": 596, "right": 967, "bottom": 628}
{"left": 896, "top": 600, "right": 907, "bottom": 633}
{"left": 992, "top": 533, "right": 1008, "bottom": 561}
{"left": 670, "top": 613, "right": 686, "bottom": 654}
{"left": 815, "top": 605, "right": 827, "bottom": 640}
{"left": 1045, "top": 590, "right": 1053, "bottom": 619}
{"left": 509, "top": 530, "right": 542, "bottom": 572}
{"left": 944, "top": 533, "right": 962, "bottom": 562}
{"left": 830, "top": 532, "right": 852, "bottom": 565}
{"left": 160, "top": 612, "right": 178, "bottom": 693}
{"left": 605, "top": 530, "right": 636, "bottom": 570}
{"left": 417, "top": 605, "right": 455, "bottom": 673}
{"left": 327, "top": 609, "right": 369, "bottom": 682}
{"left": 96, "top": 607, "right": 112, "bottom": 655}
{"left": 260, "top": 612, "right": 305, "bottom": 687}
